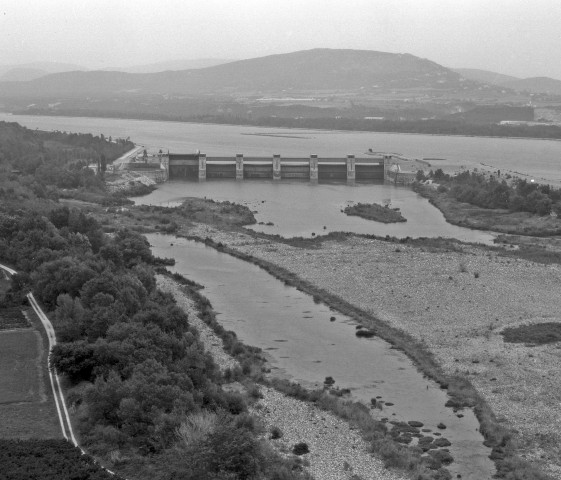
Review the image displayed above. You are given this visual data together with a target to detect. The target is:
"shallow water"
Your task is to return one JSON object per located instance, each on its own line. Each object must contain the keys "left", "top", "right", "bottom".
{"left": 135, "top": 179, "right": 497, "bottom": 243}
{"left": 148, "top": 233, "right": 496, "bottom": 479}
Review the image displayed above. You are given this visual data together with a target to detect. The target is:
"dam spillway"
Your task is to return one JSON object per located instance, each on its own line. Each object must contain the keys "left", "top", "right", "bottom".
{"left": 163, "top": 153, "right": 394, "bottom": 183}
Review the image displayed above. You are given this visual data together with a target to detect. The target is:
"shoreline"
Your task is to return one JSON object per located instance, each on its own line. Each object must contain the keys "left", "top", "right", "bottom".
{"left": 3, "top": 110, "right": 561, "bottom": 143}
{"left": 156, "top": 273, "right": 408, "bottom": 480}
{"left": 157, "top": 220, "right": 558, "bottom": 479}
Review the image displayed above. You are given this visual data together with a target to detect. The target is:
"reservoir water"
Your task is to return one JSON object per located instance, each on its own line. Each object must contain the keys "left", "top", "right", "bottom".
{"left": 135, "top": 178, "right": 496, "bottom": 242}
{"left": 148, "top": 233, "right": 495, "bottom": 480}
{"left": 2, "top": 113, "right": 561, "bottom": 184}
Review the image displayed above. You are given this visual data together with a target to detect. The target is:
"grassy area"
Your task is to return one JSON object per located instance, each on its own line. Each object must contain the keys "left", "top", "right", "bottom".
{"left": 0, "top": 315, "right": 61, "bottom": 440}
{"left": 344, "top": 202, "right": 406, "bottom": 223}
{"left": 0, "top": 330, "right": 43, "bottom": 404}
{"left": 0, "top": 307, "right": 30, "bottom": 330}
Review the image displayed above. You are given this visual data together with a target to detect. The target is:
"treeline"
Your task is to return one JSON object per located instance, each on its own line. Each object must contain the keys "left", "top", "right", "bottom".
{"left": 0, "top": 439, "right": 123, "bottom": 480}
{"left": 420, "top": 169, "right": 561, "bottom": 215}
{"left": 0, "top": 121, "right": 134, "bottom": 206}
{"left": 0, "top": 205, "right": 309, "bottom": 479}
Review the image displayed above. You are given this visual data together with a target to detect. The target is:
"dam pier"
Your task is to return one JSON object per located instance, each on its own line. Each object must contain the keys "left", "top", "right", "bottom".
{"left": 163, "top": 153, "right": 411, "bottom": 183}
{"left": 123, "top": 151, "right": 420, "bottom": 184}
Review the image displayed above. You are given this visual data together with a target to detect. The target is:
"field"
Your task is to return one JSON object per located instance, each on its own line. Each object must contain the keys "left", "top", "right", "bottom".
{"left": 0, "top": 322, "right": 61, "bottom": 439}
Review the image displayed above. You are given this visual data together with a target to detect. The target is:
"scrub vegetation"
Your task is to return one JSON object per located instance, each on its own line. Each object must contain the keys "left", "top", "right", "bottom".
{"left": 344, "top": 202, "right": 406, "bottom": 223}
{"left": 414, "top": 169, "right": 561, "bottom": 235}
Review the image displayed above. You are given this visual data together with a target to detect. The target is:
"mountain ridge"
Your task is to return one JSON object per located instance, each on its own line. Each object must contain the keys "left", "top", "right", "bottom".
{"left": 0, "top": 48, "right": 471, "bottom": 98}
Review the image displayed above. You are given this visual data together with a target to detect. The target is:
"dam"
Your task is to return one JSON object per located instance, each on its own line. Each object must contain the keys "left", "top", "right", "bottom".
{"left": 160, "top": 153, "right": 414, "bottom": 183}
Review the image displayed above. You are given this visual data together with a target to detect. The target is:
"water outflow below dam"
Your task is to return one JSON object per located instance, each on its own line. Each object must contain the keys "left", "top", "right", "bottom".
{"left": 147, "top": 233, "right": 496, "bottom": 480}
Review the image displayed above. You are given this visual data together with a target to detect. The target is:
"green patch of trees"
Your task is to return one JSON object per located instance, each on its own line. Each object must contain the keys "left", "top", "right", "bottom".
{"left": 419, "top": 169, "right": 561, "bottom": 216}
{"left": 0, "top": 121, "right": 134, "bottom": 207}
{"left": 0, "top": 200, "right": 308, "bottom": 478}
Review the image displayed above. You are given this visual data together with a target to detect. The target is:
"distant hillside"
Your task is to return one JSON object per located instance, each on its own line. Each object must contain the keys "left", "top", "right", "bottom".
{"left": 0, "top": 61, "right": 86, "bottom": 78}
{"left": 454, "top": 68, "right": 519, "bottom": 86}
{"left": 0, "top": 67, "right": 48, "bottom": 82}
{"left": 105, "top": 58, "right": 234, "bottom": 73}
{"left": 0, "top": 48, "right": 471, "bottom": 99}
{"left": 502, "top": 77, "right": 561, "bottom": 95}
{"left": 454, "top": 68, "right": 561, "bottom": 95}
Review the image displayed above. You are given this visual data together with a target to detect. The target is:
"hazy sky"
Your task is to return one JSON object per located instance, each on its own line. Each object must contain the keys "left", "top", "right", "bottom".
{"left": 2, "top": 0, "right": 561, "bottom": 78}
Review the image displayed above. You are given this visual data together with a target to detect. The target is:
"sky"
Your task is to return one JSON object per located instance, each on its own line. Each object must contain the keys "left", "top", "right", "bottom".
{"left": 1, "top": 0, "right": 561, "bottom": 79}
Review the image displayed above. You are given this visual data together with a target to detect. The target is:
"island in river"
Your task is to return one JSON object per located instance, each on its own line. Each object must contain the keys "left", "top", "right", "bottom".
{"left": 343, "top": 202, "right": 407, "bottom": 223}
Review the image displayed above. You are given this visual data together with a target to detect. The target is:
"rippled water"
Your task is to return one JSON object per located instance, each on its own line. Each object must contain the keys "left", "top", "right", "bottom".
{"left": 148, "top": 233, "right": 496, "bottom": 480}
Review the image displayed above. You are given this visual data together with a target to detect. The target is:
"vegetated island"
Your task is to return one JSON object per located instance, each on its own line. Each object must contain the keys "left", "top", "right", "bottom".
{"left": 344, "top": 202, "right": 406, "bottom": 223}
{"left": 413, "top": 168, "right": 561, "bottom": 236}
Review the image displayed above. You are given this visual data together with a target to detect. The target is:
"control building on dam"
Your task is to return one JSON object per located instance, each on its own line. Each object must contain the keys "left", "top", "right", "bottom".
{"left": 161, "top": 153, "right": 411, "bottom": 183}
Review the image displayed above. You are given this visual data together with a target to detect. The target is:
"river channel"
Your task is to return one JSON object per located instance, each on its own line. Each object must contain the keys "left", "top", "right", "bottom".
{"left": 147, "top": 233, "right": 496, "bottom": 480}
{"left": 135, "top": 179, "right": 496, "bottom": 243}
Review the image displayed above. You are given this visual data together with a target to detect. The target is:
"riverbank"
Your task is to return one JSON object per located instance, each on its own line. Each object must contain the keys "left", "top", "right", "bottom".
{"left": 415, "top": 184, "right": 561, "bottom": 237}
{"left": 156, "top": 274, "right": 408, "bottom": 480}
{"left": 94, "top": 196, "right": 558, "bottom": 477}
{"left": 166, "top": 219, "right": 558, "bottom": 479}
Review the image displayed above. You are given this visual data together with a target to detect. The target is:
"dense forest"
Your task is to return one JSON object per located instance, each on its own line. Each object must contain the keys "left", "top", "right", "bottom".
{"left": 420, "top": 168, "right": 561, "bottom": 215}
{"left": 0, "top": 122, "right": 311, "bottom": 479}
{"left": 0, "top": 121, "right": 134, "bottom": 207}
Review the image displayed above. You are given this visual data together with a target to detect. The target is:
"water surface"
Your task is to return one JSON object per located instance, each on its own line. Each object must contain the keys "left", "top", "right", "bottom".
{"left": 148, "top": 233, "right": 495, "bottom": 480}
{"left": 3, "top": 113, "right": 561, "bottom": 184}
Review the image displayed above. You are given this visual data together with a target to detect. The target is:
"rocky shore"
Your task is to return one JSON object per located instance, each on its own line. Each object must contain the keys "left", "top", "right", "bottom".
{"left": 156, "top": 273, "right": 406, "bottom": 480}
{"left": 180, "top": 223, "right": 561, "bottom": 478}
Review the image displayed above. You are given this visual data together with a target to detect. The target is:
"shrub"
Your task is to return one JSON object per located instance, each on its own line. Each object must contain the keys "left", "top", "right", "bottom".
{"left": 270, "top": 426, "right": 283, "bottom": 440}
{"left": 292, "top": 442, "right": 310, "bottom": 455}
{"left": 501, "top": 322, "right": 561, "bottom": 345}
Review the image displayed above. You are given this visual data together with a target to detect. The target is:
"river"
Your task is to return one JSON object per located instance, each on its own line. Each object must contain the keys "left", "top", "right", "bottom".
{"left": 148, "top": 233, "right": 496, "bottom": 480}
{"left": 2, "top": 113, "right": 561, "bottom": 184}
{"left": 134, "top": 178, "right": 496, "bottom": 242}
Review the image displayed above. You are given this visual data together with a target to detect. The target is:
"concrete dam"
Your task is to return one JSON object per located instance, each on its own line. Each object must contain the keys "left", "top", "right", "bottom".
{"left": 162, "top": 153, "right": 404, "bottom": 183}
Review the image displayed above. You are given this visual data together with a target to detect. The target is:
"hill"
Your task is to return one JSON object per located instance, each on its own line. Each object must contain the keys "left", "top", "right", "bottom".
{"left": 502, "top": 76, "right": 561, "bottom": 95}
{"left": 0, "top": 67, "right": 49, "bottom": 82}
{"left": 104, "top": 58, "right": 234, "bottom": 73}
{"left": 454, "top": 68, "right": 519, "bottom": 86}
{"left": 0, "top": 48, "right": 472, "bottom": 98}
{"left": 0, "top": 61, "right": 86, "bottom": 78}
{"left": 454, "top": 68, "right": 561, "bottom": 95}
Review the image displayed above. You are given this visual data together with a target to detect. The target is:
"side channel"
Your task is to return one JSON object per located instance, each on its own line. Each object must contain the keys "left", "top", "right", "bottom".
{"left": 147, "top": 233, "right": 495, "bottom": 480}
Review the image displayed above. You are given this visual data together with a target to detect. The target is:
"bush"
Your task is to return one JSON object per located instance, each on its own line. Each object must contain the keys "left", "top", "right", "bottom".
{"left": 501, "top": 322, "right": 561, "bottom": 345}
{"left": 270, "top": 426, "right": 283, "bottom": 439}
{"left": 292, "top": 442, "right": 310, "bottom": 455}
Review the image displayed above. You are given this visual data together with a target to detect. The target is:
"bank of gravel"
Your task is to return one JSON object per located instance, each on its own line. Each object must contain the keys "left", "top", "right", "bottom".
{"left": 156, "top": 275, "right": 238, "bottom": 373}
{"left": 180, "top": 222, "right": 561, "bottom": 478}
{"left": 157, "top": 273, "right": 407, "bottom": 480}
{"left": 253, "top": 386, "right": 407, "bottom": 480}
